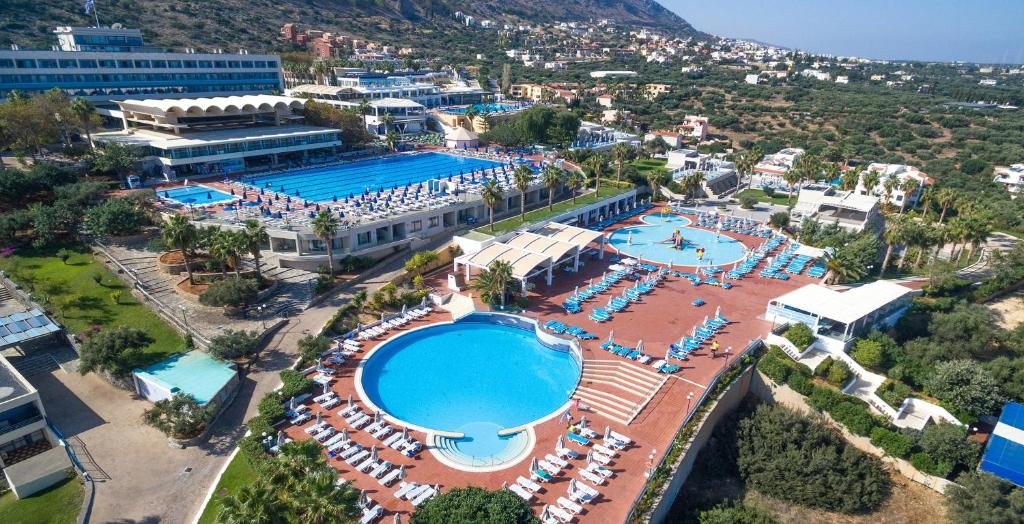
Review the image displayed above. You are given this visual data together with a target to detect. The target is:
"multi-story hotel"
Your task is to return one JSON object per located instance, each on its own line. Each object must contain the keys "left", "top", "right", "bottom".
{"left": 0, "top": 26, "right": 283, "bottom": 106}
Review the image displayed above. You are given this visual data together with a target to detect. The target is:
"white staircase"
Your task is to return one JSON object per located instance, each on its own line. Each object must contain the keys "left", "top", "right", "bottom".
{"left": 574, "top": 359, "right": 667, "bottom": 425}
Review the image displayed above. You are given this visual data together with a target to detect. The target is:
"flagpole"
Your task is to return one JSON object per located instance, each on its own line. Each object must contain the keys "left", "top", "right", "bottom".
{"left": 93, "top": 0, "right": 101, "bottom": 28}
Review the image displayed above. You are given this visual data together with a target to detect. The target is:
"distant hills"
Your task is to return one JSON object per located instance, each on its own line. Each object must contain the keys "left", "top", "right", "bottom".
{"left": 0, "top": 0, "right": 700, "bottom": 53}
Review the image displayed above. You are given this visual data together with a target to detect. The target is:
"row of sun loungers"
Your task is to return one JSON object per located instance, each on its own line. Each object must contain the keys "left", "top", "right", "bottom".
{"left": 587, "top": 203, "right": 653, "bottom": 231}
{"left": 356, "top": 306, "right": 432, "bottom": 340}
{"left": 543, "top": 320, "right": 597, "bottom": 340}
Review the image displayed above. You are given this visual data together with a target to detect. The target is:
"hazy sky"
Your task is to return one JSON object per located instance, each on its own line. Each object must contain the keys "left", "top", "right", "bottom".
{"left": 661, "top": 0, "right": 1024, "bottom": 64}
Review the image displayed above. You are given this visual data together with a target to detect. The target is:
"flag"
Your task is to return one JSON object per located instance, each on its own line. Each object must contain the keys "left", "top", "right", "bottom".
{"left": 84, "top": 0, "right": 94, "bottom": 14}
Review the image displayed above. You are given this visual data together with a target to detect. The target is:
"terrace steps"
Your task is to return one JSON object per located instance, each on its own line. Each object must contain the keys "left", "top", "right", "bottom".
{"left": 574, "top": 359, "right": 667, "bottom": 425}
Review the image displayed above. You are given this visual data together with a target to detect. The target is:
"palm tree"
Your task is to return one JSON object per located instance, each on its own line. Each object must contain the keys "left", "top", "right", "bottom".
{"left": 583, "top": 154, "right": 607, "bottom": 197}
{"left": 882, "top": 176, "right": 898, "bottom": 212}
{"left": 790, "top": 153, "right": 819, "bottom": 202}
{"left": 542, "top": 165, "right": 564, "bottom": 211}
{"left": 646, "top": 172, "right": 663, "bottom": 201}
{"left": 384, "top": 131, "right": 400, "bottom": 152}
{"left": 880, "top": 215, "right": 907, "bottom": 275}
{"left": 899, "top": 178, "right": 920, "bottom": 214}
{"left": 683, "top": 171, "right": 705, "bottom": 200}
{"left": 821, "top": 250, "right": 865, "bottom": 285}
{"left": 242, "top": 220, "right": 269, "bottom": 283}
{"left": 472, "top": 259, "right": 515, "bottom": 307}
{"left": 611, "top": 142, "right": 632, "bottom": 186}
{"left": 162, "top": 215, "right": 198, "bottom": 285}
{"left": 822, "top": 162, "right": 841, "bottom": 185}
{"left": 840, "top": 166, "right": 862, "bottom": 191}
{"left": 381, "top": 112, "right": 395, "bottom": 134}
{"left": 215, "top": 480, "right": 280, "bottom": 524}
{"left": 70, "top": 97, "right": 97, "bottom": 148}
{"left": 293, "top": 471, "right": 361, "bottom": 524}
{"left": 512, "top": 164, "right": 533, "bottom": 223}
{"left": 566, "top": 169, "right": 584, "bottom": 205}
{"left": 944, "top": 216, "right": 970, "bottom": 262}
{"left": 936, "top": 188, "right": 957, "bottom": 224}
{"left": 480, "top": 179, "right": 503, "bottom": 232}
{"left": 861, "top": 170, "right": 881, "bottom": 198}
{"left": 207, "top": 229, "right": 233, "bottom": 277}
{"left": 962, "top": 215, "right": 992, "bottom": 263}
{"left": 311, "top": 210, "right": 339, "bottom": 276}
{"left": 782, "top": 168, "right": 801, "bottom": 204}
{"left": 896, "top": 220, "right": 921, "bottom": 271}
{"left": 735, "top": 147, "right": 760, "bottom": 186}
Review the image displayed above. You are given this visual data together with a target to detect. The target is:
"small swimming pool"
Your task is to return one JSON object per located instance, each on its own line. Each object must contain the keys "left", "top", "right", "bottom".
{"left": 358, "top": 313, "right": 580, "bottom": 469}
{"left": 608, "top": 213, "right": 749, "bottom": 266}
{"left": 238, "top": 152, "right": 506, "bottom": 203}
{"left": 159, "top": 185, "right": 237, "bottom": 207}
{"left": 444, "top": 103, "right": 523, "bottom": 115}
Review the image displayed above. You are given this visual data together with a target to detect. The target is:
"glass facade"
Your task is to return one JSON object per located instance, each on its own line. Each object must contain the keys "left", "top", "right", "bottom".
{"left": 152, "top": 131, "right": 339, "bottom": 160}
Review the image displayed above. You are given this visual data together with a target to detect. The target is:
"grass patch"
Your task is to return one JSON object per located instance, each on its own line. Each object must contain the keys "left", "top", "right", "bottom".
{"left": 0, "top": 475, "right": 84, "bottom": 524}
{"left": 197, "top": 452, "right": 259, "bottom": 524}
{"left": 736, "top": 188, "right": 792, "bottom": 206}
{"left": 631, "top": 158, "right": 669, "bottom": 174}
{"left": 0, "top": 244, "right": 183, "bottom": 367}
{"left": 475, "top": 185, "right": 633, "bottom": 235}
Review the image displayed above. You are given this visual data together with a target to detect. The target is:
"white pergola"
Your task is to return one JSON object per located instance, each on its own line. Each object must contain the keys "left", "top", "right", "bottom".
{"left": 454, "top": 243, "right": 552, "bottom": 292}
{"left": 530, "top": 222, "right": 607, "bottom": 261}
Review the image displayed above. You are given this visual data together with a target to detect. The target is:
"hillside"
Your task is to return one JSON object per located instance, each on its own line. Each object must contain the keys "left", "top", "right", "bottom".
{"left": 0, "top": 0, "right": 700, "bottom": 53}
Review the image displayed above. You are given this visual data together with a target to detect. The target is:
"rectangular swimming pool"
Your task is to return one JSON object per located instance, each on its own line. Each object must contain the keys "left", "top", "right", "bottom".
{"left": 238, "top": 152, "right": 507, "bottom": 203}
{"left": 159, "top": 185, "right": 237, "bottom": 206}
{"left": 443, "top": 103, "right": 523, "bottom": 114}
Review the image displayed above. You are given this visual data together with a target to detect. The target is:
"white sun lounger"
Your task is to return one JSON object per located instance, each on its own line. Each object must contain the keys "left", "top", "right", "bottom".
{"left": 356, "top": 456, "right": 376, "bottom": 472}
{"left": 313, "top": 392, "right": 337, "bottom": 404}
{"left": 359, "top": 505, "right": 382, "bottom": 524}
{"left": 289, "top": 404, "right": 310, "bottom": 416}
{"left": 289, "top": 412, "right": 311, "bottom": 425}
{"left": 589, "top": 451, "right": 612, "bottom": 466}
{"left": 321, "top": 397, "right": 341, "bottom": 409}
{"left": 327, "top": 440, "right": 352, "bottom": 454}
{"left": 339, "top": 405, "right": 359, "bottom": 418}
{"left": 557, "top": 496, "right": 584, "bottom": 515}
{"left": 394, "top": 481, "right": 419, "bottom": 499}
{"left": 586, "top": 463, "right": 614, "bottom": 478}
{"left": 579, "top": 468, "right": 605, "bottom": 485}
{"left": 383, "top": 433, "right": 404, "bottom": 447}
{"left": 538, "top": 459, "right": 561, "bottom": 476}
{"left": 548, "top": 504, "right": 576, "bottom": 522}
{"left": 322, "top": 433, "right": 346, "bottom": 448}
{"left": 314, "top": 427, "right": 337, "bottom": 442}
{"left": 573, "top": 481, "right": 600, "bottom": 500}
{"left": 390, "top": 436, "right": 413, "bottom": 450}
{"left": 545, "top": 454, "right": 569, "bottom": 469}
{"left": 541, "top": 507, "right": 561, "bottom": 524}
{"left": 401, "top": 440, "right": 422, "bottom": 456}
{"left": 370, "top": 460, "right": 392, "bottom": 479}
{"left": 608, "top": 429, "right": 634, "bottom": 444}
{"left": 304, "top": 422, "right": 329, "bottom": 435}
{"left": 593, "top": 444, "right": 618, "bottom": 458}
{"left": 411, "top": 486, "right": 437, "bottom": 507}
{"left": 556, "top": 445, "right": 578, "bottom": 459}
{"left": 650, "top": 359, "right": 667, "bottom": 370}
{"left": 350, "top": 414, "right": 372, "bottom": 429}
{"left": 516, "top": 476, "right": 542, "bottom": 493}
{"left": 378, "top": 467, "right": 402, "bottom": 486}
{"left": 576, "top": 426, "right": 598, "bottom": 439}
{"left": 338, "top": 445, "right": 362, "bottom": 460}
{"left": 372, "top": 425, "right": 392, "bottom": 440}
{"left": 366, "top": 421, "right": 385, "bottom": 434}
{"left": 345, "top": 409, "right": 365, "bottom": 424}
{"left": 346, "top": 450, "right": 370, "bottom": 465}
{"left": 509, "top": 483, "right": 533, "bottom": 501}
{"left": 404, "top": 483, "right": 430, "bottom": 501}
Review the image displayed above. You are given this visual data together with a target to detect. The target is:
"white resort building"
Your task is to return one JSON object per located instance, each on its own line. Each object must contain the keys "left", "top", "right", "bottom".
{"left": 856, "top": 163, "right": 932, "bottom": 208}
{"left": 994, "top": 164, "right": 1024, "bottom": 197}
{"left": 791, "top": 186, "right": 883, "bottom": 232}
{"left": 752, "top": 148, "right": 805, "bottom": 188}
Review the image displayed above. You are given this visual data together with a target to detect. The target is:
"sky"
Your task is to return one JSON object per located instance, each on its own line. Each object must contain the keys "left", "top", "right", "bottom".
{"left": 661, "top": 0, "right": 1024, "bottom": 64}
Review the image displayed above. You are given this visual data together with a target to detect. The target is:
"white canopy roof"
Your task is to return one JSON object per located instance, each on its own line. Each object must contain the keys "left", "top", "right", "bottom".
{"left": 117, "top": 95, "right": 305, "bottom": 117}
{"left": 445, "top": 127, "right": 479, "bottom": 141}
{"left": 458, "top": 243, "right": 550, "bottom": 280}
{"left": 530, "top": 222, "right": 605, "bottom": 250}
{"left": 504, "top": 232, "right": 577, "bottom": 262}
{"left": 772, "top": 281, "right": 912, "bottom": 325}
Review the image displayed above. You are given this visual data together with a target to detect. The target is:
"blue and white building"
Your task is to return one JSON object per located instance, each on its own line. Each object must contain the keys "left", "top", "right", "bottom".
{"left": 980, "top": 401, "right": 1024, "bottom": 488}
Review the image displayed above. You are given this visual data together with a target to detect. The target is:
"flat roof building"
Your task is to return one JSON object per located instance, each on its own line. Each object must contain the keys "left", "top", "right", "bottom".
{"left": 857, "top": 163, "right": 932, "bottom": 208}
{"left": 980, "top": 401, "right": 1024, "bottom": 488}
{"left": 791, "top": 186, "right": 882, "bottom": 232}
{"left": 994, "top": 164, "right": 1024, "bottom": 197}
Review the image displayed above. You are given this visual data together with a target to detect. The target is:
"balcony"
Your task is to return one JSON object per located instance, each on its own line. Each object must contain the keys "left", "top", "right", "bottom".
{"left": 0, "top": 414, "right": 44, "bottom": 437}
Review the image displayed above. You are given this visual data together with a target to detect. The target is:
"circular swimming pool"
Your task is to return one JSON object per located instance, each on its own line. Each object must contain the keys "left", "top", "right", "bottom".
{"left": 357, "top": 314, "right": 580, "bottom": 469}
{"left": 608, "top": 213, "right": 748, "bottom": 266}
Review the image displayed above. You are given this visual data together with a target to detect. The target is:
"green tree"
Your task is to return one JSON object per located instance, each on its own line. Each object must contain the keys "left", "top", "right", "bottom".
{"left": 542, "top": 165, "right": 564, "bottom": 211}
{"left": 480, "top": 178, "right": 503, "bottom": 233}
{"left": 311, "top": 210, "right": 339, "bottom": 277}
{"left": 768, "top": 211, "right": 790, "bottom": 230}
{"left": 199, "top": 277, "right": 259, "bottom": 309}
{"left": 91, "top": 142, "right": 142, "bottom": 184}
{"left": 215, "top": 480, "right": 282, "bottom": 524}
{"left": 611, "top": 142, "right": 633, "bottom": 186}
{"left": 566, "top": 169, "right": 584, "bottom": 205}
{"left": 472, "top": 260, "right": 515, "bottom": 307}
{"left": 242, "top": 219, "right": 269, "bottom": 283}
{"left": 69, "top": 96, "right": 100, "bottom": 148}
{"left": 297, "top": 334, "right": 331, "bottom": 364}
{"left": 86, "top": 196, "right": 149, "bottom": 237}
{"left": 410, "top": 486, "right": 538, "bottom": 524}
{"left": 919, "top": 422, "right": 982, "bottom": 475}
{"left": 945, "top": 472, "right": 1024, "bottom": 524}
{"left": 698, "top": 500, "right": 777, "bottom": 524}
{"left": 162, "top": 214, "right": 198, "bottom": 285}
{"left": 512, "top": 164, "right": 533, "bottom": 223}
{"left": 207, "top": 329, "right": 261, "bottom": 361}
{"left": 142, "top": 392, "right": 213, "bottom": 439}
{"left": 925, "top": 359, "right": 1005, "bottom": 419}
{"left": 851, "top": 338, "right": 885, "bottom": 369}
{"left": 79, "top": 326, "right": 153, "bottom": 377}
{"left": 583, "top": 154, "right": 607, "bottom": 197}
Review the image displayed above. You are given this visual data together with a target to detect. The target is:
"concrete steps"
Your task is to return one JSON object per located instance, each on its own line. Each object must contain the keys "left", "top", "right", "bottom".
{"left": 573, "top": 359, "right": 667, "bottom": 426}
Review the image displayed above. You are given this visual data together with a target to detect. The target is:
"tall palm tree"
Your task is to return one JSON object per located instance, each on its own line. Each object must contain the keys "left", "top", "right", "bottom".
{"left": 472, "top": 259, "right": 515, "bottom": 307}
{"left": 944, "top": 216, "right": 970, "bottom": 262}
{"left": 584, "top": 154, "right": 607, "bottom": 197}
{"left": 384, "top": 131, "right": 400, "bottom": 152}
{"left": 162, "top": 215, "right": 198, "bottom": 285}
{"left": 684, "top": 172, "right": 705, "bottom": 200}
{"left": 840, "top": 166, "right": 862, "bottom": 191}
{"left": 480, "top": 178, "right": 503, "bottom": 233}
{"left": 207, "top": 228, "right": 233, "bottom": 277}
{"left": 242, "top": 220, "right": 269, "bottom": 283}
{"left": 542, "top": 165, "right": 564, "bottom": 211}
{"left": 790, "top": 153, "right": 819, "bottom": 202}
{"left": 70, "top": 97, "right": 97, "bottom": 148}
{"left": 215, "top": 480, "right": 280, "bottom": 524}
{"left": 782, "top": 168, "right": 802, "bottom": 205}
{"left": 897, "top": 220, "right": 921, "bottom": 271}
{"left": 882, "top": 176, "right": 898, "bottom": 212}
{"left": 962, "top": 215, "right": 992, "bottom": 263}
{"left": 861, "top": 170, "right": 881, "bottom": 198}
{"left": 734, "top": 147, "right": 760, "bottom": 186}
{"left": 611, "top": 142, "right": 632, "bottom": 186}
{"left": 311, "top": 210, "right": 339, "bottom": 276}
{"left": 512, "top": 164, "right": 533, "bottom": 223}
{"left": 566, "top": 169, "right": 584, "bottom": 205}
{"left": 899, "top": 178, "right": 920, "bottom": 214}
{"left": 936, "top": 187, "right": 957, "bottom": 224}
{"left": 646, "top": 172, "right": 663, "bottom": 201}
{"left": 381, "top": 112, "right": 395, "bottom": 134}
{"left": 822, "top": 162, "right": 841, "bottom": 185}
{"left": 293, "top": 470, "right": 361, "bottom": 524}
{"left": 880, "top": 215, "right": 907, "bottom": 275}
{"left": 822, "top": 250, "right": 865, "bottom": 285}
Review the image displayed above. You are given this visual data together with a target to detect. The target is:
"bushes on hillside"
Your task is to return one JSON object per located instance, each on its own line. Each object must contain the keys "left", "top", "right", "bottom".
{"left": 945, "top": 472, "right": 1024, "bottom": 524}
{"left": 870, "top": 427, "right": 914, "bottom": 458}
{"left": 876, "top": 380, "right": 913, "bottom": 410}
{"left": 814, "top": 356, "right": 852, "bottom": 387}
{"left": 736, "top": 404, "right": 891, "bottom": 513}
{"left": 851, "top": 338, "right": 885, "bottom": 369}
{"left": 78, "top": 326, "right": 153, "bottom": 377}
{"left": 207, "top": 329, "right": 260, "bottom": 361}
{"left": 409, "top": 486, "right": 535, "bottom": 524}
{"left": 86, "top": 195, "right": 149, "bottom": 237}
{"left": 257, "top": 392, "right": 286, "bottom": 424}
{"left": 698, "top": 500, "right": 777, "bottom": 524}
{"left": 784, "top": 322, "right": 814, "bottom": 349}
{"left": 925, "top": 359, "right": 1005, "bottom": 420}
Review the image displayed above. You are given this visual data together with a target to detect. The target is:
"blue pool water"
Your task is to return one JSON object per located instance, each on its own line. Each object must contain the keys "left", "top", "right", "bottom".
{"left": 608, "top": 213, "right": 749, "bottom": 266}
{"left": 444, "top": 103, "right": 522, "bottom": 114}
{"left": 238, "top": 152, "right": 505, "bottom": 203}
{"left": 159, "top": 185, "right": 237, "bottom": 206}
{"left": 360, "top": 315, "right": 579, "bottom": 461}
{"left": 134, "top": 351, "right": 237, "bottom": 406}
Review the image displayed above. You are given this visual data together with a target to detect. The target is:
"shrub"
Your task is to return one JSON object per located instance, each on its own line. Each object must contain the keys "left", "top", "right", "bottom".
{"left": 784, "top": 322, "right": 815, "bottom": 349}
{"left": 78, "top": 326, "right": 153, "bottom": 377}
{"left": 207, "top": 329, "right": 260, "bottom": 361}
{"left": 257, "top": 392, "right": 286, "bottom": 424}
{"left": 56, "top": 247, "right": 72, "bottom": 264}
{"left": 279, "top": 369, "right": 314, "bottom": 399}
{"left": 786, "top": 372, "right": 816, "bottom": 396}
{"left": 851, "top": 338, "right": 885, "bottom": 369}
{"left": 945, "top": 472, "right": 1024, "bottom": 524}
{"left": 86, "top": 196, "right": 148, "bottom": 236}
{"left": 698, "top": 500, "right": 778, "bottom": 524}
{"left": 247, "top": 414, "right": 273, "bottom": 438}
{"left": 911, "top": 451, "right": 953, "bottom": 478}
{"left": 919, "top": 422, "right": 982, "bottom": 478}
{"left": 297, "top": 334, "right": 331, "bottom": 365}
{"left": 763, "top": 187, "right": 776, "bottom": 198}
{"left": 739, "top": 195, "right": 758, "bottom": 209}
{"left": 199, "top": 276, "right": 258, "bottom": 308}
{"left": 829, "top": 400, "right": 879, "bottom": 436}
{"left": 404, "top": 250, "right": 439, "bottom": 275}
{"left": 736, "top": 404, "right": 891, "bottom": 513}
{"left": 925, "top": 359, "right": 1005, "bottom": 420}
{"left": 409, "top": 486, "right": 536, "bottom": 524}
{"left": 825, "top": 360, "right": 852, "bottom": 387}
{"left": 238, "top": 434, "right": 269, "bottom": 467}
{"left": 877, "top": 380, "right": 913, "bottom": 410}
{"left": 142, "top": 392, "right": 213, "bottom": 439}
{"left": 870, "top": 427, "right": 913, "bottom": 458}
{"left": 813, "top": 356, "right": 834, "bottom": 377}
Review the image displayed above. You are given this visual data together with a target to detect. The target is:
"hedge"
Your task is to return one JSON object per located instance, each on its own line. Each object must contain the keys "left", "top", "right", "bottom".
{"left": 870, "top": 427, "right": 913, "bottom": 458}
{"left": 279, "top": 369, "right": 315, "bottom": 399}
{"left": 257, "top": 392, "right": 286, "bottom": 424}
{"left": 784, "top": 323, "right": 815, "bottom": 349}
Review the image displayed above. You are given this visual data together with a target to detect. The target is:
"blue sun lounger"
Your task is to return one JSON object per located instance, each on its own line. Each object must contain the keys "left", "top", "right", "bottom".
{"left": 566, "top": 432, "right": 590, "bottom": 446}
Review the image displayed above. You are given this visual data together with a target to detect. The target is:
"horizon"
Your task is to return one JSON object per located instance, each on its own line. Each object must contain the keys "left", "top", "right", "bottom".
{"left": 664, "top": 0, "right": 1024, "bottom": 65}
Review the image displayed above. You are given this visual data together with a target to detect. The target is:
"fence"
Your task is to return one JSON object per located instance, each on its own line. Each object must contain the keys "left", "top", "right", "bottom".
{"left": 91, "top": 240, "right": 211, "bottom": 347}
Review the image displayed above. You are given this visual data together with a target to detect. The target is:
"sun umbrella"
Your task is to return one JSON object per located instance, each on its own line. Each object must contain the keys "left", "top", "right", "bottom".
{"left": 636, "top": 340, "right": 644, "bottom": 353}
{"left": 369, "top": 445, "right": 378, "bottom": 462}
{"left": 347, "top": 394, "right": 354, "bottom": 407}
{"left": 556, "top": 434, "right": 565, "bottom": 451}
{"left": 375, "top": 411, "right": 382, "bottom": 423}
{"left": 541, "top": 506, "right": 552, "bottom": 522}
{"left": 340, "top": 428, "right": 350, "bottom": 442}
{"left": 397, "top": 465, "right": 406, "bottom": 480}
{"left": 421, "top": 295, "right": 428, "bottom": 306}
{"left": 315, "top": 411, "right": 322, "bottom": 425}
{"left": 393, "top": 514, "right": 401, "bottom": 524}
{"left": 289, "top": 396, "right": 297, "bottom": 410}
{"left": 715, "top": 305, "right": 721, "bottom": 318}
{"left": 569, "top": 478, "right": 580, "bottom": 494}
{"left": 579, "top": 415, "right": 588, "bottom": 429}
{"left": 359, "top": 490, "right": 368, "bottom": 507}
{"left": 604, "top": 426, "right": 613, "bottom": 441}
{"left": 530, "top": 457, "right": 539, "bottom": 474}
{"left": 501, "top": 481, "right": 507, "bottom": 490}
{"left": 586, "top": 450, "right": 594, "bottom": 464}
{"left": 401, "top": 426, "right": 409, "bottom": 440}
{"left": 691, "top": 325, "right": 697, "bottom": 337}
{"left": 574, "top": 285, "right": 579, "bottom": 296}
{"left": 322, "top": 382, "right": 330, "bottom": 395}
{"left": 401, "top": 304, "right": 407, "bottom": 315}
{"left": 607, "top": 331, "right": 614, "bottom": 344}
{"left": 277, "top": 430, "right": 286, "bottom": 446}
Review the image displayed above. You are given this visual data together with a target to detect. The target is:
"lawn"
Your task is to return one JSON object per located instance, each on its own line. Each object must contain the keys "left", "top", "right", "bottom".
{"left": 0, "top": 475, "right": 84, "bottom": 524}
{"left": 474, "top": 185, "right": 633, "bottom": 236}
{"left": 736, "top": 188, "right": 794, "bottom": 207}
{"left": 631, "top": 158, "right": 669, "bottom": 174}
{"left": 196, "top": 452, "right": 258, "bottom": 524}
{"left": 0, "top": 244, "right": 183, "bottom": 367}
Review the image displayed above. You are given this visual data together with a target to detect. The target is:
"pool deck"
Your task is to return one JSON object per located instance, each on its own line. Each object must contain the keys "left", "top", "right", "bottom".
{"left": 279, "top": 211, "right": 816, "bottom": 523}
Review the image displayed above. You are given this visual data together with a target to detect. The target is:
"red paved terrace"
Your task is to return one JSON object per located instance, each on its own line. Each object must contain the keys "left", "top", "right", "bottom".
{"left": 280, "top": 211, "right": 816, "bottom": 523}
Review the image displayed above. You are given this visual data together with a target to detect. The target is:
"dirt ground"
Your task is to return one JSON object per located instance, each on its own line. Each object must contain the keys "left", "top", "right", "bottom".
{"left": 985, "top": 290, "right": 1024, "bottom": 331}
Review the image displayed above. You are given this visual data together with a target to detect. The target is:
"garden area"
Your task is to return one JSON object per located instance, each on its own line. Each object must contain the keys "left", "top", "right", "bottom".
{"left": 0, "top": 244, "right": 183, "bottom": 367}
{"left": 0, "top": 475, "right": 84, "bottom": 524}
{"left": 735, "top": 188, "right": 791, "bottom": 207}
{"left": 474, "top": 184, "right": 633, "bottom": 236}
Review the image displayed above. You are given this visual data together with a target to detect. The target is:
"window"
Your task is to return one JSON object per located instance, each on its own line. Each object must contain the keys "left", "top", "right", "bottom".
{"left": 0, "top": 59, "right": 13, "bottom": 68}
{"left": 357, "top": 232, "right": 372, "bottom": 246}
{"left": 78, "top": 59, "right": 97, "bottom": 68}
{"left": 15, "top": 59, "right": 36, "bottom": 69}
{"left": 58, "top": 59, "right": 78, "bottom": 69}
{"left": 429, "top": 216, "right": 439, "bottom": 228}
{"left": 410, "top": 220, "right": 422, "bottom": 232}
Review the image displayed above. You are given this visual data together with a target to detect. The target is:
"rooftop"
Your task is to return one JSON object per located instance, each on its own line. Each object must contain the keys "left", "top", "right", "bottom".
{"left": 771, "top": 280, "right": 912, "bottom": 324}
{"left": 0, "top": 355, "right": 30, "bottom": 402}
{"left": 133, "top": 351, "right": 237, "bottom": 405}
{"left": 117, "top": 95, "right": 305, "bottom": 116}
{"left": 980, "top": 401, "right": 1024, "bottom": 488}
{"left": 94, "top": 124, "right": 338, "bottom": 149}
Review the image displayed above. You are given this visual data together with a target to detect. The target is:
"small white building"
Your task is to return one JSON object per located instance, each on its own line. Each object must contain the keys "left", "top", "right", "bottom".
{"left": 994, "top": 164, "right": 1024, "bottom": 197}
{"left": 791, "top": 186, "right": 883, "bottom": 232}
{"left": 856, "top": 163, "right": 932, "bottom": 208}
{"left": 445, "top": 127, "right": 479, "bottom": 150}
{"left": 589, "top": 70, "right": 638, "bottom": 78}
{"left": 752, "top": 147, "right": 805, "bottom": 187}
{"left": 644, "top": 130, "right": 683, "bottom": 149}
{"left": 744, "top": 73, "right": 761, "bottom": 85}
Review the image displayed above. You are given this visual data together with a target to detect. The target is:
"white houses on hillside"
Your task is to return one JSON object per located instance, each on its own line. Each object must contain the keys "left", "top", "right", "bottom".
{"left": 856, "top": 163, "right": 933, "bottom": 208}
{"left": 994, "top": 164, "right": 1024, "bottom": 197}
